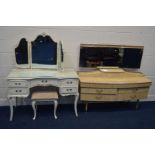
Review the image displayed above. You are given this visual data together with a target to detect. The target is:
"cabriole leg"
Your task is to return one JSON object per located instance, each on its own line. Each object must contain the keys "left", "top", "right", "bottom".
{"left": 32, "top": 101, "right": 36, "bottom": 120}
{"left": 9, "top": 97, "right": 14, "bottom": 121}
{"left": 74, "top": 93, "right": 79, "bottom": 117}
{"left": 53, "top": 100, "right": 58, "bottom": 119}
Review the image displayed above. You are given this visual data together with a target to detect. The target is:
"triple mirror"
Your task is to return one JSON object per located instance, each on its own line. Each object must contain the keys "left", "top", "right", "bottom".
{"left": 15, "top": 34, "right": 63, "bottom": 69}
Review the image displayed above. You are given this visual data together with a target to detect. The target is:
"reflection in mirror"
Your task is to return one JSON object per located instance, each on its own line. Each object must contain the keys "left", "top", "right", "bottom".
{"left": 80, "top": 45, "right": 143, "bottom": 69}
{"left": 31, "top": 35, "right": 57, "bottom": 65}
{"left": 15, "top": 38, "right": 28, "bottom": 64}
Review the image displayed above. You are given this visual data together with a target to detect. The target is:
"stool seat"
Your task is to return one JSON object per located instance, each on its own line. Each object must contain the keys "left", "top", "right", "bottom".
{"left": 31, "top": 91, "right": 59, "bottom": 120}
{"left": 31, "top": 91, "right": 58, "bottom": 100}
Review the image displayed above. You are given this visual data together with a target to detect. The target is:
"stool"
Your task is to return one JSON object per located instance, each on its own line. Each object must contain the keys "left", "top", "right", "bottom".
{"left": 31, "top": 91, "right": 58, "bottom": 120}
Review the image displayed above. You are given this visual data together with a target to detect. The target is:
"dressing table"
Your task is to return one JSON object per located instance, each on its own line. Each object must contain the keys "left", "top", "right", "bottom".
{"left": 7, "top": 35, "right": 79, "bottom": 121}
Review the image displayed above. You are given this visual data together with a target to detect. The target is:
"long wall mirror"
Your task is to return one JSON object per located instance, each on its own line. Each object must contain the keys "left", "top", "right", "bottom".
{"left": 79, "top": 44, "right": 143, "bottom": 69}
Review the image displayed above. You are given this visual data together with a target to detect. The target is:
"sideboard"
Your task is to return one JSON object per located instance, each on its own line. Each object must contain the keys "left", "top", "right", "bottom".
{"left": 78, "top": 69, "right": 152, "bottom": 111}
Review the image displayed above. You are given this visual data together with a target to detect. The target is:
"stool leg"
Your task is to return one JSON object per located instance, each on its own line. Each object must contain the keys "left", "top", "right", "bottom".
{"left": 32, "top": 101, "right": 36, "bottom": 120}
{"left": 53, "top": 100, "right": 58, "bottom": 119}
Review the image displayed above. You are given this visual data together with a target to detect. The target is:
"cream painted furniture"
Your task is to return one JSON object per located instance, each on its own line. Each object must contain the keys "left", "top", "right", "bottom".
{"left": 31, "top": 91, "right": 58, "bottom": 120}
{"left": 7, "top": 68, "right": 79, "bottom": 121}
{"left": 79, "top": 69, "right": 152, "bottom": 111}
{"left": 7, "top": 34, "right": 79, "bottom": 121}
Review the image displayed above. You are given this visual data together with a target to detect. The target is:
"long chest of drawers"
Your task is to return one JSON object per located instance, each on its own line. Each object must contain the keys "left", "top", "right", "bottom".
{"left": 79, "top": 70, "right": 152, "bottom": 102}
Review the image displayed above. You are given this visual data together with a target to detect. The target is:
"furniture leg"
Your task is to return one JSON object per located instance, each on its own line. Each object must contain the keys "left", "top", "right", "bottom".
{"left": 15, "top": 97, "right": 17, "bottom": 107}
{"left": 74, "top": 93, "right": 79, "bottom": 117}
{"left": 53, "top": 100, "right": 58, "bottom": 119}
{"left": 32, "top": 101, "right": 36, "bottom": 120}
{"left": 85, "top": 102, "right": 88, "bottom": 112}
{"left": 9, "top": 97, "right": 14, "bottom": 121}
{"left": 136, "top": 99, "right": 140, "bottom": 110}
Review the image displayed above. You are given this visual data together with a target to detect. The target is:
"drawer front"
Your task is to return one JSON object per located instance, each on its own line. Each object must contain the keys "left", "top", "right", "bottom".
{"left": 118, "top": 87, "right": 149, "bottom": 100}
{"left": 80, "top": 94, "right": 117, "bottom": 101}
{"left": 117, "top": 93, "right": 136, "bottom": 101}
{"left": 81, "top": 88, "right": 117, "bottom": 94}
{"left": 118, "top": 88, "right": 136, "bottom": 94}
{"left": 60, "top": 87, "right": 78, "bottom": 94}
{"left": 136, "top": 87, "right": 149, "bottom": 99}
{"left": 61, "top": 79, "right": 78, "bottom": 87}
{"left": 8, "top": 88, "right": 29, "bottom": 96}
{"left": 8, "top": 80, "right": 28, "bottom": 87}
{"left": 30, "top": 79, "right": 59, "bottom": 87}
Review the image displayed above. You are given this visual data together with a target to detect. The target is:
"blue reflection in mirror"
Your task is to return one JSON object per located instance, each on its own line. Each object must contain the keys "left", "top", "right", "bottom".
{"left": 32, "top": 35, "right": 57, "bottom": 65}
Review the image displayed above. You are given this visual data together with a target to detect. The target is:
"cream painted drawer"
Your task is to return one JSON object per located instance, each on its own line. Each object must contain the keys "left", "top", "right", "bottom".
{"left": 8, "top": 80, "right": 28, "bottom": 87}
{"left": 61, "top": 79, "right": 78, "bottom": 87}
{"left": 60, "top": 87, "right": 78, "bottom": 94}
{"left": 81, "top": 88, "right": 117, "bottom": 94}
{"left": 80, "top": 94, "right": 117, "bottom": 101}
{"left": 8, "top": 88, "right": 29, "bottom": 96}
{"left": 30, "top": 79, "right": 59, "bottom": 87}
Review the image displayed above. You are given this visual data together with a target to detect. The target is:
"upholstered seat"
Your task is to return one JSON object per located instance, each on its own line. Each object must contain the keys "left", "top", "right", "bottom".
{"left": 31, "top": 91, "right": 59, "bottom": 120}
{"left": 31, "top": 91, "right": 58, "bottom": 100}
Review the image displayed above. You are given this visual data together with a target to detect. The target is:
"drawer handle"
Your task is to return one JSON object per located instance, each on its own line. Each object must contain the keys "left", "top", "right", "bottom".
{"left": 41, "top": 80, "right": 48, "bottom": 83}
{"left": 15, "top": 90, "right": 22, "bottom": 93}
{"left": 67, "top": 81, "right": 73, "bottom": 84}
{"left": 15, "top": 83, "right": 21, "bottom": 85}
{"left": 96, "top": 89, "right": 103, "bottom": 93}
{"left": 96, "top": 95, "right": 102, "bottom": 100}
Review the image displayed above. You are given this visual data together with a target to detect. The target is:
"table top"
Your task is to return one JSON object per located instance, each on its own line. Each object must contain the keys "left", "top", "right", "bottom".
{"left": 7, "top": 68, "right": 79, "bottom": 80}
{"left": 79, "top": 70, "right": 152, "bottom": 85}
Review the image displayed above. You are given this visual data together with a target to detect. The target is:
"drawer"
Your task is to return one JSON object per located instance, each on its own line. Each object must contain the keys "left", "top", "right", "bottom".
{"left": 61, "top": 79, "right": 78, "bottom": 87}
{"left": 8, "top": 80, "right": 28, "bottom": 87}
{"left": 117, "top": 93, "right": 136, "bottom": 101}
{"left": 80, "top": 94, "right": 117, "bottom": 101}
{"left": 30, "top": 79, "right": 59, "bottom": 87}
{"left": 60, "top": 87, "right": 78, "bottom": 94}
{"left": 81, "top": 88, "right": 117, "bottom": 94}
{"left": 8, "top": 88, "right": 29, "bottom": 96}
{"left": 136, "top": 87, "right": 149, "bottom": 99}
{"left": 118, "top": 87, "right": 150, "bottom": 100}
{"left": 118, "top": 88, "right": 137, "bottom": 94}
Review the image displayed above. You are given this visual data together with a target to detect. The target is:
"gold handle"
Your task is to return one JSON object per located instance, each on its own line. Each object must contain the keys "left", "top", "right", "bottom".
{"left": 96, "top": 89, "right": 103, "bottom": 93}
{"left": 95, "top": 95, "right": 102, "bottom": 100}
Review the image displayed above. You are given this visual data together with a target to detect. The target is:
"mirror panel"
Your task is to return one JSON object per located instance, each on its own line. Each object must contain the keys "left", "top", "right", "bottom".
{"left": 79, "top": 44, "right": 143, "bottom": 69}
{"left": 15, "top": 38, "right": 28, "bottom": 64}
{"left": 31, "top": 35, "right": 57, "bottom": 65}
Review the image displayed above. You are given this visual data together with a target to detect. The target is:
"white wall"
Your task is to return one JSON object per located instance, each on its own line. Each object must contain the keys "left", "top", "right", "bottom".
{"left": 0, "top": 26, "right": 155, "bottom": 105}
